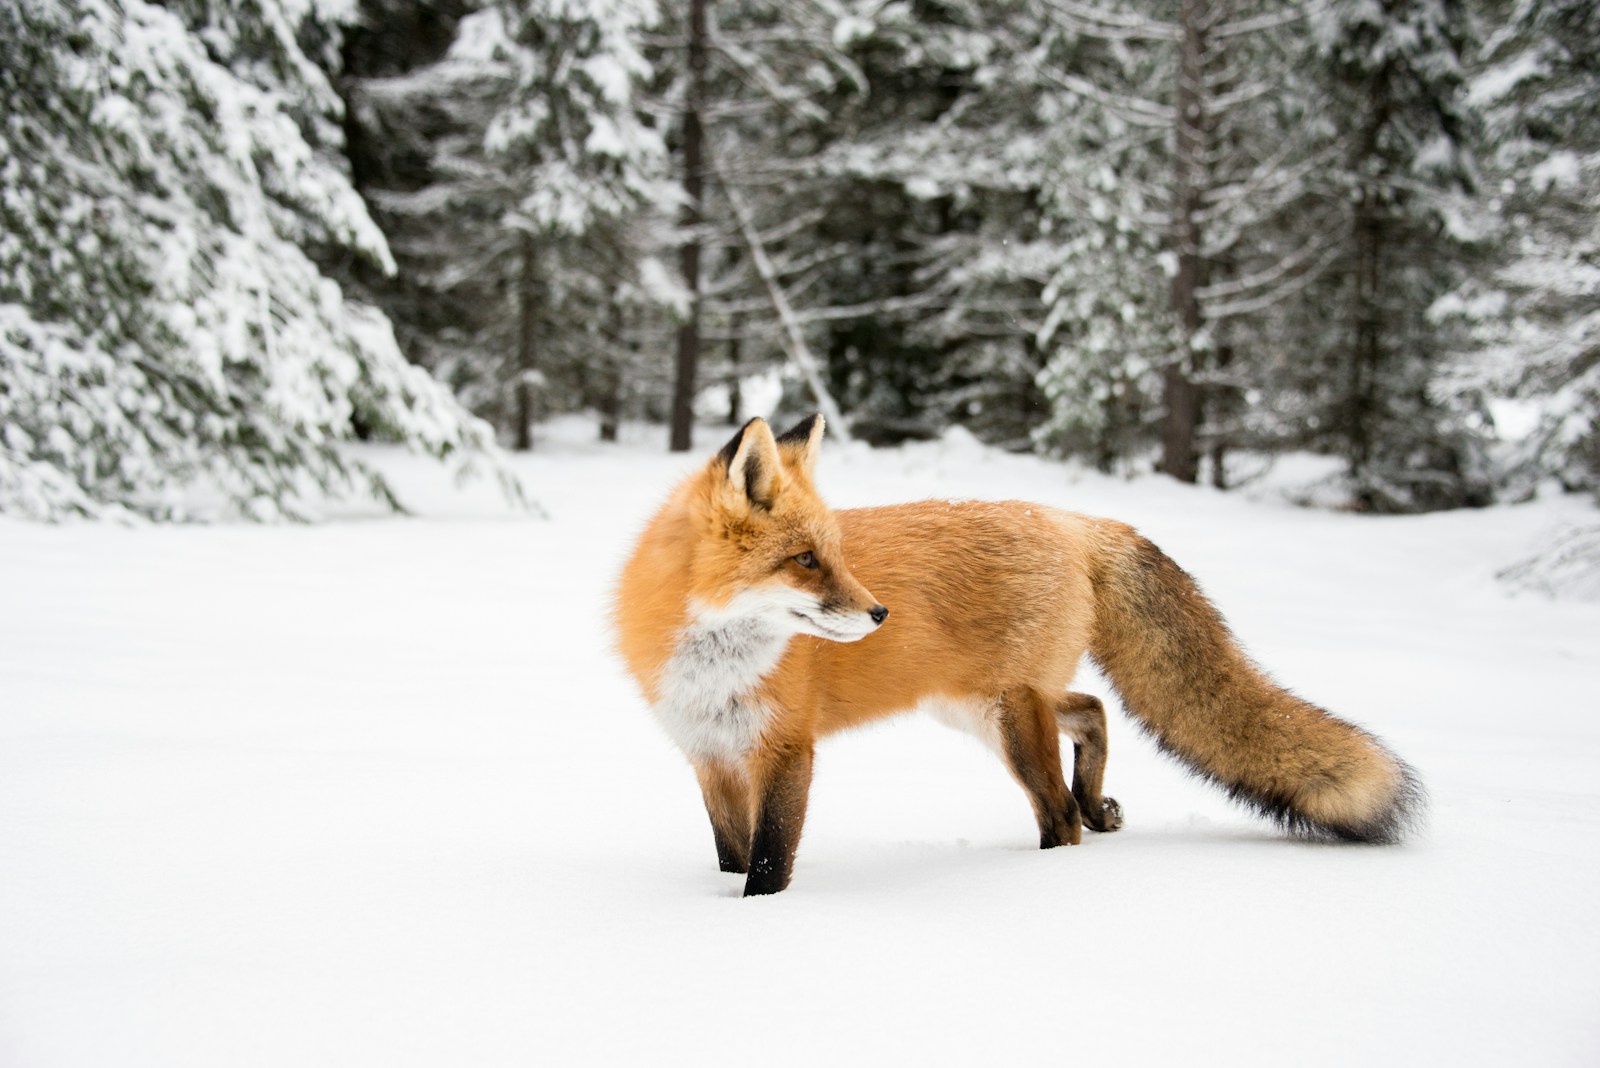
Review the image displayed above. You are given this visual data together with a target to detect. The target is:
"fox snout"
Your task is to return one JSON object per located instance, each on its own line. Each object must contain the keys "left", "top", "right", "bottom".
{"left": 816, "top": 571, "right": 887, "bottom": 640}
{"left": 791, "top": 582, "right": 888, "bottom": 643}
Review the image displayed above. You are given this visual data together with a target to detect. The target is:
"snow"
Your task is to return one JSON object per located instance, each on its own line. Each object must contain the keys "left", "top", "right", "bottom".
{"left": 3, "top": 417, "right": 1599, "bottom": 1066}
{"left": 1468, "top": 50, "right": 1547, "bottom": 108}
{"left": 1531, "top": 150, "right": 1582, "bottom": 193}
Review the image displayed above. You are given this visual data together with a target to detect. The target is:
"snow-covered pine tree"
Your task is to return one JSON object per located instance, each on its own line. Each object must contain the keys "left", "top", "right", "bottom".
{"left": 344, "top": 0, "right": 673, "bottom": 450}
{"left": 0, "top": 0, "right": 502, "bottom": 520}
{"left": 1303, "top": 0, "right": 1493, "bottom": 511}
{"left": 336, "top": 1, "right": 489, "bottom": 416}
{"left": 812, "top": 0, "right": 1060, "bottom": 449}
{"left": 663, "top": 0, "right": 1071, "bottom": 449}
{"left": 1032, "top": 0, "right": 1336, "bottom": 482}
{"left": 487, "top": 0, "right": 673, "bottom": 448}
{"left": 1441, "top": 0, "right": 1600, "bottom": 499}
{"left": 1031, "top": 1, "right": 1177, "bottom": 470}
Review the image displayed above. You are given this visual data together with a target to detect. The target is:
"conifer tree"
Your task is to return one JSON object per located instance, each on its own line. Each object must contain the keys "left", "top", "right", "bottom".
{"left": 0, "top": 0, "right": 502, "bottom": 520}
{"left": 1305, "top": 0, "right": 1493, "bottom": 511}
{"left": 1032, "top": 0, "right": 1335, "bottom": 482}
{"left": 1442, "top": 0, "right": 1600, "bottom": 498}
{"left": 734, "top": 0, "right": 1057, "bottom": 447}
{"left": 343, "top": 0, "right": 673, "bottom": 450}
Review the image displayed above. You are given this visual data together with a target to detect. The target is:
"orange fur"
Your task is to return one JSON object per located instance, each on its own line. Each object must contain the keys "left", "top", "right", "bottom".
{"left": 615, "top": 416, "right": 1422, "bottom": 896}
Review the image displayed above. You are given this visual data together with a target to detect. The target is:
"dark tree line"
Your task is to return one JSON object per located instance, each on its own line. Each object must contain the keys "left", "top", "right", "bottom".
{"left": 2, "top": 0, "right": 1596, "bottom": 519}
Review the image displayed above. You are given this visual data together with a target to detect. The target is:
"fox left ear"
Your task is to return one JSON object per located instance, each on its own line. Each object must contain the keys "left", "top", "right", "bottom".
{"left": 721, "top": 417, "right": 781, "bottom": 509}
{"left": 774, "top": 413, "right": 825, "bottom": 476}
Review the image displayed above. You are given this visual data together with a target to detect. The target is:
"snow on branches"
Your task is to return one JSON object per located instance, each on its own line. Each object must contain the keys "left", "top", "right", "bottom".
{"left": 0, "top": 0, "right": 504, "bottom": 521}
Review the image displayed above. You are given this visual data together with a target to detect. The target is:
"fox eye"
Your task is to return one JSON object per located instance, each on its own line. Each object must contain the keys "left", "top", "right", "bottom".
{"left": 793, "top": 551, "right": 819, "bottom": 570}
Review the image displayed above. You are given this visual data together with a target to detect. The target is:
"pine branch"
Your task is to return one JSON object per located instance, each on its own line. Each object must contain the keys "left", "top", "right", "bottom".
{"left": 1028, "top": 67, "right": 1173, "bottom": 129}
{"left": 1038, "top": 0, "right": 1178, "bottom": 42}
{"left": 1200, "top": 239, "right": 1342, "bottom": 319}
{"left": 1213, "top": 5, "right": 1317, "bottom": 41}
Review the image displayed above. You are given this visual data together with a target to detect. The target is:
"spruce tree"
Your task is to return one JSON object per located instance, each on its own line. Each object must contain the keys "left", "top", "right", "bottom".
{"left": 1306, "top": 0, "right": 1493, "bottom": 511}
{"left": 0, "top": 0, "right": 502, "bottom": 520}
{"left": 1031, "top": 0, "right": 1336, "bottom": 482}
{"left": 342, "top": 0, "right": 673, "bottom": 450}
{"left": 1443, "top": 0, "right": 1600, "bottom": 498}
{"left": 755, "top": 0, "right": 1056, "bottom": 447}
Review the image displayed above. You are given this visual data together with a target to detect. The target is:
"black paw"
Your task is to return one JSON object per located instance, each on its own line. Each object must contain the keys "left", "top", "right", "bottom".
{"left": 743, "top": 858, "right": 790, "bottom": 896}
{"left": 1086, "top": 796, "right": 1124, "bottom": 832}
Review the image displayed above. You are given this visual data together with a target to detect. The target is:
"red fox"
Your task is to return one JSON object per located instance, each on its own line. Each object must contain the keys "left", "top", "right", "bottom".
{"left": 615, "top": 414, "right": 1423, "bottom": 896}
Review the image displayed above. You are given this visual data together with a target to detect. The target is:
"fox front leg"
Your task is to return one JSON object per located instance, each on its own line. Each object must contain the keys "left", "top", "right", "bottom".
{"left": 744, "top": 740, "right": 815, "bottom": 896}
{"left": 695, "top": 761, "right": 753, "bottom": 874}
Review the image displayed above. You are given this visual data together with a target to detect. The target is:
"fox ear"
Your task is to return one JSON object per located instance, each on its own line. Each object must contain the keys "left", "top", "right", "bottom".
{"left": 774, "top": 413, "right": 825, "bottom": 475}
{"left": 720, "top": 417, "right": 781, "bottom": 508}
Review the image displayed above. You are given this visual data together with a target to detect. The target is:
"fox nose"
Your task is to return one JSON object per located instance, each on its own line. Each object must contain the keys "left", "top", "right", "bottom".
{"left": 869, "top": 604, "right": 889, "bottom": 626}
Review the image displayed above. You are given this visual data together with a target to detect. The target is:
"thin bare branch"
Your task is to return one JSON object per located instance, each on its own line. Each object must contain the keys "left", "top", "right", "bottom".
{"left": 706, "top": 142, "right": 850, "bottom": 436}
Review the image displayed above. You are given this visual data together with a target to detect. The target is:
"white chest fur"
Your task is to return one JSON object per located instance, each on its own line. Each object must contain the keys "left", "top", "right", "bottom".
{"left": 652, "top": 597, "right": 795, "bottom": 762}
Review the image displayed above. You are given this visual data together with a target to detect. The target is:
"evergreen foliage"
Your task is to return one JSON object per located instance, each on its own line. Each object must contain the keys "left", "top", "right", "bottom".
{"left": 1441, "top": 0, "right": 1600, "bottom": 499}
{"left": 4, "top": 0, "right": 1597, "bottom": 523}
{"left": 341, "top": 0, "right": 673, "bottom": 449}
{"left": 0, "top": 0, "right": 501, "bottom": 520}
{"left": 1302, "top": 0, "right": 1493, "bottom": 511}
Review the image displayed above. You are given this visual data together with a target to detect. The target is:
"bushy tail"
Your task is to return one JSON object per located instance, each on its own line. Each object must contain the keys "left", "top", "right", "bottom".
{"left": 1087, "top": 527, "right": 1424, "bottom": 843}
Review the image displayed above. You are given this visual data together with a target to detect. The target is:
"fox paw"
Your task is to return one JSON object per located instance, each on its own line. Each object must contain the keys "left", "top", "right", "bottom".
{"left": 1087, "top": 797, "right": 1123, "bottom": 832}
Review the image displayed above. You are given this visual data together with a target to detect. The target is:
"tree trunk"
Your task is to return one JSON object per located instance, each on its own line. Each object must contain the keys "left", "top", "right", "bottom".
{"left": 727, "top": 315, "right": 743, "bottom": 426}
{"left": 1348, "top": 190, "right": 1383, "bottom": 505}
{"left": 1209, "top": 332, "right": 1233, "bottom": 489}
{"left": 514, "top": 230, "right": 537, "bottom": 453}
{"left": 1162, "top": 0, "right": 1208, "bottom": 484}
{"left": 1345, "top": 82, "right": 1391, "bottom": 508}
{"left": 669, "top": 0, "right": 709, "bottom": 453}
{"left": 599, "top": 303, "right": 623, "bottom": 443}
{"left": 599, "top": 374, "right": 621, "bottom": 442}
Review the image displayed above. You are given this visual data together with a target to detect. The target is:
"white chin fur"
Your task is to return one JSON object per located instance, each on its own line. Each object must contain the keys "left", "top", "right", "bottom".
{"left": 792, "top": 613, "right": 875, "bottom": 642}
{"left": 694, "top": 587, "right": 874, "bottom": 643}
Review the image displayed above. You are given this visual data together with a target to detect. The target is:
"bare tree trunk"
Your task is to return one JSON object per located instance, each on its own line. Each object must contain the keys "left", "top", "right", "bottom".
{"left": 599, "top": 302, "right": 623, "bottom": 443}
{"left": 669, "top": 0, "right": 709, "bottom": 453}
{"left": 1348, "top": 191, "right": 1382, "bottom": 506}
{"left": 599, "top": 374, "right": 622, "bottom": 442}
{"left": 727, "top": 314, "right": 743, "bottom": 426}
{"left": 1209, "top": 332, "right": 1233, "bottom": 489}
{"left": 514, "top": 230, "right": 537, "bottom": 453}
{"left": 1208, "top": 242, "right": 1236, "bottom": 490}
{"left": 1162, "top": 0, "right": 1210, "bottom": 484}
{"left": 1344, "top": 79, "right": 1392, "bottom": 508}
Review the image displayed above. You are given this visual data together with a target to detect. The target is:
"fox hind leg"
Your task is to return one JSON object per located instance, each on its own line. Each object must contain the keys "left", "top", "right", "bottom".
{"left": 696, "top": 760, "right": 753, "bottom": 874}
{"left": 998, "top": 689, "right": 1083, "bottom": 848}
{"left": 1056, "top": 692, "right": 1122, "bottom": 832}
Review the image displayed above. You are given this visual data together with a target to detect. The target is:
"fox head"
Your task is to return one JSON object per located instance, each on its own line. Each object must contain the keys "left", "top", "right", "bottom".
{"left": 690, "top": 414, "right": 888, "bottom": 643}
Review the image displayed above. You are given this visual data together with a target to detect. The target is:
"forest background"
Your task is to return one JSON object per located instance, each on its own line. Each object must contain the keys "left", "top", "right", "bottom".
{"left": 1, "top": 0, "right": 1596, "bottom": 528}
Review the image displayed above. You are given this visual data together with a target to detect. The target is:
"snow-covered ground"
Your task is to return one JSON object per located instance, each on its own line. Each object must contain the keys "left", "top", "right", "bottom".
{"left": 3, "top": 418, "right": 1598, "bottom": 1066}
